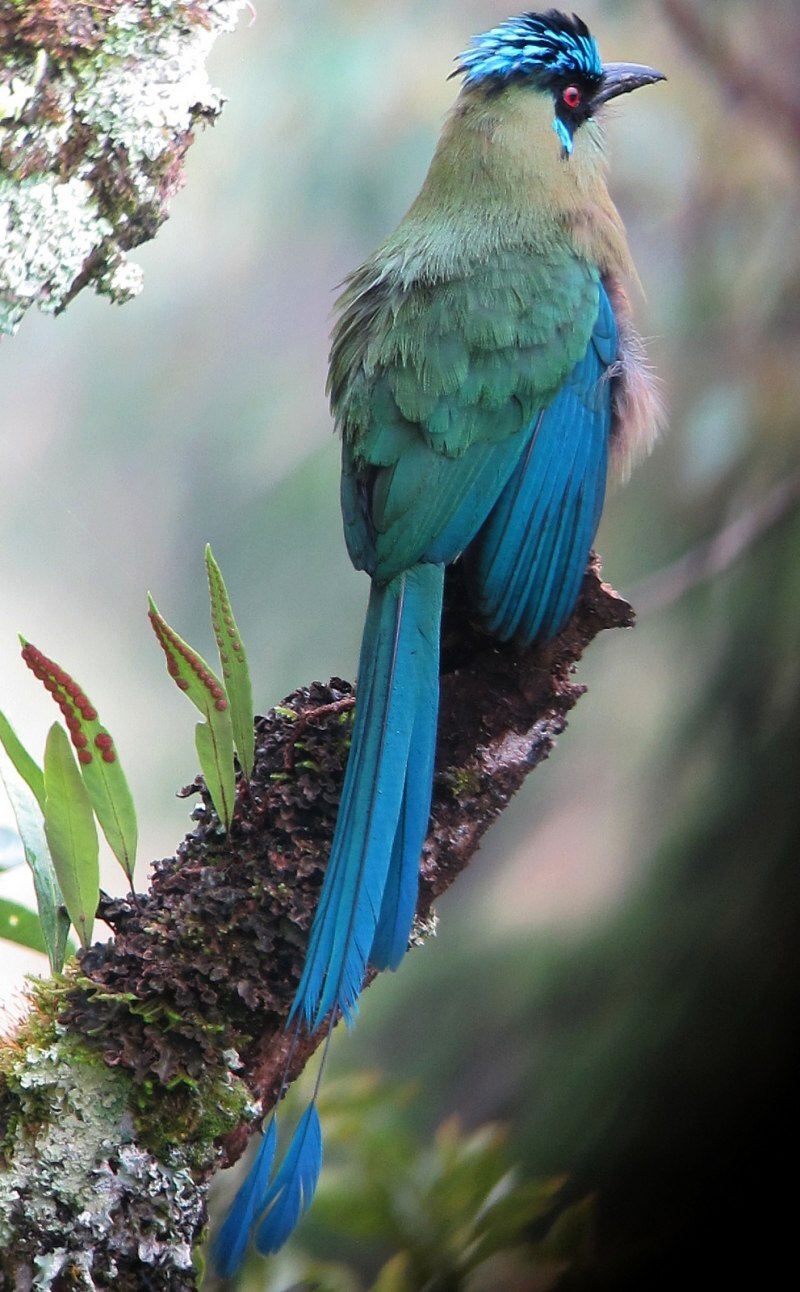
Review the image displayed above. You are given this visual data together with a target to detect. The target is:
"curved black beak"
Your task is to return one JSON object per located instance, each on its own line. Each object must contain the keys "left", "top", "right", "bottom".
{"left": 594, "top": 62, "right": 666, "bottom": 107}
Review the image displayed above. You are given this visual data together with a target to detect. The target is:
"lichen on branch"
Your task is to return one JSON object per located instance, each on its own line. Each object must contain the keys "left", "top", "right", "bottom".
{"left": 0, "top": 0, "right": 246, "bottom": 335}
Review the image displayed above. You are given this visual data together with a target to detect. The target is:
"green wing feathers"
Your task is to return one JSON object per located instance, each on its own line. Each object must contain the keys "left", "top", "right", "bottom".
{"left": 330, "top": 247, "right": 600, "bottom": 582}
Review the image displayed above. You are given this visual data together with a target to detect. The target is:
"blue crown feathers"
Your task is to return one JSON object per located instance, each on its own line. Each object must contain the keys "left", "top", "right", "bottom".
{"left": 454, "top": 10, "right": 602, "bottom": 88}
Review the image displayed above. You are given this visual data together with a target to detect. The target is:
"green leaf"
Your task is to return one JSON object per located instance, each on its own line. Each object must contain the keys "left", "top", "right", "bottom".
{"left": 0, "top": 897, "right": 50, "bottom": 956}
{"left": 205, "top": 544, "right": 255, "bottom": 780}
{"left": 148, "top": 594, "right": 236, "bottom": 828}
{"left": 300, "top": 1262, "right": 363, "bottom": 1292}
{"left": 0, "top": 737, "right": 71, "bottom": 971}
{"left": 43, "top": 723, "right": 99, "bottom": 948}
{"left": 0, "top": 708, "right": 45, "bottom": 811}
{"left": 77, "top": 736, "right": 138, "bottom": 885}
{"left": 372, "top": 1253, "right": 414, "bottom": 1292}
{"left": 195, "top": 719, "right": 236, "bottom": 831}
{"left": 147, "top": 595, "right": 230, "bottom": 719}
{"left": 534, "top": 1194, "right": 595, "bottom": 1263}
{"left": 467, "top": 1177, "right": 567, "bottom": 1270}
{"left": 18, "top": 642, "right": 138, "bottom": 882}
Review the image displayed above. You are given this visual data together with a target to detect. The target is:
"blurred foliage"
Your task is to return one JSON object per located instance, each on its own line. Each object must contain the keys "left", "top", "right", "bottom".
{"left": 2, "top": 0, "right": 800, "bottom": 1287}
{"left": 208, "top": 1075, "right": 593, "bottom": 1291}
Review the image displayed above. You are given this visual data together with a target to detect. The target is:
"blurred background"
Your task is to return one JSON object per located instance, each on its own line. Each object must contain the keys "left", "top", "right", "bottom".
{"left": 1, "top": 1, "right": 798, "bottom": 1288}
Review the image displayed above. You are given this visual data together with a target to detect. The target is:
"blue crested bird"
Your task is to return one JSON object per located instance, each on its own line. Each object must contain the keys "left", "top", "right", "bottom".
{"left": 213, "top": 9, "right": 664, "bottom": 1274}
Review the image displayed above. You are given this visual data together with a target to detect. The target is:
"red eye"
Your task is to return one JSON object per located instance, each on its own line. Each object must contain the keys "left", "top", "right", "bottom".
{"left": 562, "top": 85, "right": 582, "bottom": 110}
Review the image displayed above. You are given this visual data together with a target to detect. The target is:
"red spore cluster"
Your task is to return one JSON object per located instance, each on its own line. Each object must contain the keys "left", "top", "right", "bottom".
{"left": 149, "top": 611, "right": 229, "bottom": 712}
{"left": 21, "top": 640, "right": 99, "bottom": 762}
{"left": 95, "top": 732, "right": 117, "bottom": 764}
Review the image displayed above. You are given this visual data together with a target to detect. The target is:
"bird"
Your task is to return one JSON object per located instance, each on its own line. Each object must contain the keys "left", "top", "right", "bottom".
{"left": 213, "top": 9, "right": 665, "bottom": 1274}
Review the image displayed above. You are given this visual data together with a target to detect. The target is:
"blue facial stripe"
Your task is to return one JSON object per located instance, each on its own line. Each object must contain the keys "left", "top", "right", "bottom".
{"left": 455, "top": 11, "right": 602, "bottom": 88}
{"left": 552, "top": 115, "right": 574, "bottom": 154}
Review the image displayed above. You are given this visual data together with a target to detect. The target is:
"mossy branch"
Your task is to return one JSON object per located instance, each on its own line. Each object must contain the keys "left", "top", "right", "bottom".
{"left": 0, "top": 559, "right": 632, "bottom": 1290}
{"left": 0, "top": 0, "right": 246, "bottom": 336}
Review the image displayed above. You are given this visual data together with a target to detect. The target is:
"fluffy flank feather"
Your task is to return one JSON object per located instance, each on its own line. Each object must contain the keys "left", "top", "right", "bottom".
{"left": 254, "top": 1103, "right": 323, "bottom": 1257}
{"left": 604, "top": 274, "right": 667, "bottom": 480}
{"left": 211, "top": 1115, "right": 278, "bottom": 1279}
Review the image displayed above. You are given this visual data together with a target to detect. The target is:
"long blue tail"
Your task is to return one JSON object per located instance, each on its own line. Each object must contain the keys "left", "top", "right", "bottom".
{"left": 213, "top": 563, "right": 442, "bottom": 1279}
{"left": 290, "top": 561, "right": 443, "bottom": 1030}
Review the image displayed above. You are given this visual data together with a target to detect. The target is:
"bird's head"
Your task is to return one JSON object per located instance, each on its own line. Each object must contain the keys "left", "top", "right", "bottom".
{"left": 453, "top": 9, "right": 664, "bottom": 158}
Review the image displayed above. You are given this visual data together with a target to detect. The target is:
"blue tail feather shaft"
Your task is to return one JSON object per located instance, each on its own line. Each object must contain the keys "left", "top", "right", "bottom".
{"left": 290, "top": 581, "right": 413, "bottom": 1026}
{"left": 370, "top": 653, "right": 438, "bottom": 969}
{"left": 211, "top": 1115, "right": 278, "bottom": 1279}
{"left": 211, "top": 1104, "right": 323, "bottom": 1278}
{"left": 255, "top": 1102, "right": 323, "bottom": 1256}
{"left": 290, "top": 562, "right": 444, "bottom": 1030}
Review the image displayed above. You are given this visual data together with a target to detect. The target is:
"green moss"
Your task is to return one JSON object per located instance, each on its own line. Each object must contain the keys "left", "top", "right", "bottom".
{"left": 130, "top": 1067, "right": 251, "bottom": 1167}
{"left": 442, "top": 765, "right": 482, "bottom": 799}
{"left": 0, "top": 974, "right": 77, "bottom": 1081}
